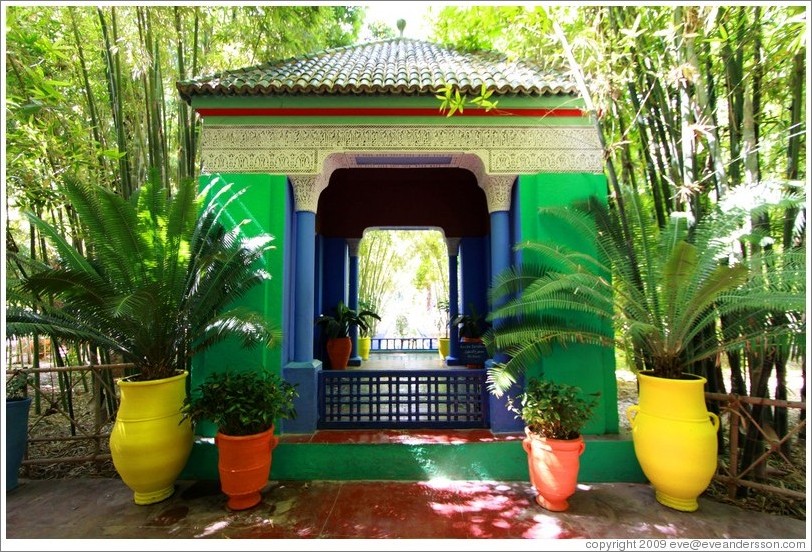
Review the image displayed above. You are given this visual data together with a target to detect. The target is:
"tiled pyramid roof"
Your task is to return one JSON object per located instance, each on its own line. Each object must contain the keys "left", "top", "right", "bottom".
{"left": 177, "top": 38, "right": 577, "bottom": 104}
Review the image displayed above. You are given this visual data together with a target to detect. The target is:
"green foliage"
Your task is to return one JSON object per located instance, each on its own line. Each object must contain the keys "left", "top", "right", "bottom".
{"left": 436, "top": 83, "right": 497, "bottom": 117}
{"left": 510, "top": 377, "right": 599, "bottom": 440}
{"left": 5, "top": 5, "right": 363, "bottom": 216}
{"left": 409, "top": 231, "right": 450, "bottom": 337}
{"left": 431, "top": 5, "right": 550, "bottom": 58}
{"left": 437, "top": 299, "right": 450, "bottom": 338}
{"left": 6, "top": 174, "right": 281, "bottom": 382}
{"left": 5, "top": 370, "right": 33, "bottom": 401}
{"left": 182, "top": 370, "right": 297, "bottom": 436}
{"left": 358, "top": 230, "right": 400, "bottom": 336}
{"left": 485, "top": 187, "right": 806, "bottom": 395}
{"left": 451, "top": 303, "right": 490, "bottom": 339}
{"left": 365, "top": 20, "right": 397, "bottom": 40}
{"left": 315, "top": 300, "right": 381, "bottom": 339}
{"left": 357, "top": 299, "right": 379, "bottom": 337}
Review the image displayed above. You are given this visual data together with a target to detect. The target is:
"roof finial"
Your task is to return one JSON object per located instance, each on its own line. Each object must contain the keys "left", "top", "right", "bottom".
{"left": 397, "top": 19, "right": 406, "bottom": 38}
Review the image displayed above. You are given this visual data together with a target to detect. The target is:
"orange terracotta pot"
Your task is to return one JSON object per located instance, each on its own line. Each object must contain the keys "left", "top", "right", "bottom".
{"left": 522, "top": 428, "right": 585, "bottom": 512}
{"left": 326, "top": 337, "right": 352, "bottom": 370}
{"left": 215, "top": 426, "right": 279, "bottom": 511}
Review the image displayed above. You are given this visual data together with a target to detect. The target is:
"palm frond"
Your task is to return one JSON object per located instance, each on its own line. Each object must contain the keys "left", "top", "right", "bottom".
{"left": 489, "top": 183, "right": 806, "bottom": 386}
{"left": 192, "top": 308, "right": 282, "bottom": 354}
{"left": 5, "top": 306, "right": 126, "bottom": 353}
{"left": 13, "top": 173, "right": 281, "bottom": 381}
{"left": 25, "top": 213, "right": 97, "bottom": 275}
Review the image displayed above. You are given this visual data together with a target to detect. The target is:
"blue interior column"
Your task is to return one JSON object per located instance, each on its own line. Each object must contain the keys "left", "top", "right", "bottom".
{"left": 445, "top": 237, "right": 461, "bottom": 366}
{"left": 347, "top": 238, "right": 361, "bottom": 366}
{"left": 482, "top": 175, "right": 523, "bottom": 433}
{"left": 283, "top": 175, "right": 324, "bottom": 433}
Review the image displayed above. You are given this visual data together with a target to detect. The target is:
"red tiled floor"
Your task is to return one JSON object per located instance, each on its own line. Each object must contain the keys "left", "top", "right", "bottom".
{"left": 322, "top": 481, "right": 467, "bottom": 538}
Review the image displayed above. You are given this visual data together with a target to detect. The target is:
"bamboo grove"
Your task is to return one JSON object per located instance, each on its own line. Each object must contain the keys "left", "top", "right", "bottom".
{"left": 5, "top": 4, "right": 364, "bottom": 420}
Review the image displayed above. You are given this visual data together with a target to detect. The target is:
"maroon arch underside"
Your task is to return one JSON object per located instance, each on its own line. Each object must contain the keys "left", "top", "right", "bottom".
{"left": 315, "top": 168, "right": 489, "bottom": 238}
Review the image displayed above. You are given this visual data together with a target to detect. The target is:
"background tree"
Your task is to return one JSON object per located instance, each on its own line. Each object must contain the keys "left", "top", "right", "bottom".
{"left": 358, "top": 230, "right": 400, "bottom": 338}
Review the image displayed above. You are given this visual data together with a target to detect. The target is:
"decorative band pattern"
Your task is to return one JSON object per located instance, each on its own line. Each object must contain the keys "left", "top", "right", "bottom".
{"left": 200, "top": 125, "right": 602, "bottom": 174}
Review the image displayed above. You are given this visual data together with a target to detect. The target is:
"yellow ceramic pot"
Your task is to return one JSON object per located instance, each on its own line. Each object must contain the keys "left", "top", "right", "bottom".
{"left": 358, "top": 336, "right": 372, "bottom": 360}
{"left": 110, "top": 370, "right": 194, "bottom": 505}
{"left": 626, "top": 371, "right": 719, "bottom": 512}
{"left": 438, "top": 337, "right": 450, "bottom": 360}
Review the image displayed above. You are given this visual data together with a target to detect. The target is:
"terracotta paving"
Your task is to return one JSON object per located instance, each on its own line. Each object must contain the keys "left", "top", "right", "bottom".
{"left": 4, "top": 476, "right": 807, "bottom": 543}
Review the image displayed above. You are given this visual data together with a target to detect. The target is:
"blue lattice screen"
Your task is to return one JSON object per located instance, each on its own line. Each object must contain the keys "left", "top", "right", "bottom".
{"left": 318, "top": 369, "right": 489, "bottom": 429}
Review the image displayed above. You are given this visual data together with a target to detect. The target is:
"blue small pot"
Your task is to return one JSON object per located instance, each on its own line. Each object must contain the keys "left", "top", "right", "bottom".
{"left": 6, "top": 397, "right": 33, "bottom": 491}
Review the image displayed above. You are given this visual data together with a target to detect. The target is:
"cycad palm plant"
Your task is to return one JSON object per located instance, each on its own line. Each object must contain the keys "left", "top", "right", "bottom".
{"left": 485, "top": 187, "right": 805, "bottom": 396}
{"left": 7, "top": 173, "right": 279, "bottom": 381}
{"left": 6, "top": 173, "right": 284, "bottom": 505}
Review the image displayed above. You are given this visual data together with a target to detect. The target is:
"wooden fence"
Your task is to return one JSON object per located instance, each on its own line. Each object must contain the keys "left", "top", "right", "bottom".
{"left": 705, "top": 392, "right": 806, "bottom": 500}
{"left": 5, "top": 362, "right": 131, "bottom": 468}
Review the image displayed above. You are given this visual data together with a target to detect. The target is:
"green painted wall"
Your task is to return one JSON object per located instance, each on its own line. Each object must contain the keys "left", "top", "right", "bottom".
{"left": 182, "top": 437, "right": 645, "bottom": 482}
{"left": 516, "top": 173, "right": 619, "bottom": 435}
{"left": 189, "top": 173, "right": 289, "bottom": 438}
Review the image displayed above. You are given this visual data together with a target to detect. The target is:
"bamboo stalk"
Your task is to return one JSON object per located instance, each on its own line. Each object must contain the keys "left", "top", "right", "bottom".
{"left": 69, "top": 7, "right": 107, "bottom": 178}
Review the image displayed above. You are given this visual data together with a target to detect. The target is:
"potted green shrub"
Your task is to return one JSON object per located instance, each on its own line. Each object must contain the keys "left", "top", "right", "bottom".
{"left": 315, "top": 300, "right": 380, "bottom": 369}
{"left": 182, "top": 369, "right": 297, "bottom": 510}
{"left": 5, "top": 370, "right": 34, "bottom": 491}
{"left": 510, "top": 377, "right": 599, "bottom": 511}
{"left": 486, "top": 186, "right": 805, "bottom": 512}
{"left": 6, "top": 174, "right": 280, "bottom": 505}
{"left": 451, "top": 303, "right": 490, "bottom": 367}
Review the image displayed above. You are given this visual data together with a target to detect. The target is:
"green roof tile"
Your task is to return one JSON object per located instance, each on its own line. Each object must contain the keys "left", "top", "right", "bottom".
{"left": 177, "top": 38, "right": 577, "bottom": 104}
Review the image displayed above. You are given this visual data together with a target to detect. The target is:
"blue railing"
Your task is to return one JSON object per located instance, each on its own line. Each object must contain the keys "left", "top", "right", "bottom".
{"left": 370, "top": 337, "right": 438, "bottom": 351}
{"left": 317, "top": 368, "right": 489, "bottom": 429}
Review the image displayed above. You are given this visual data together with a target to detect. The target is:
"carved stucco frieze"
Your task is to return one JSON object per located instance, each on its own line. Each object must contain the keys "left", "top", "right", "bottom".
{"left": 480, "top": 174, "right": 517, "bottom": 213}
{"left": 289, "top": 174, "right": 326, "bottom": 213}
{"left": 346, "top": 238, "right": 361, "bottom": 257}
{"left": 445, "top": 237, "right": 461, "bottom": 256}
{"left": 199, "top": 125, "right": 602, "bottom": 175}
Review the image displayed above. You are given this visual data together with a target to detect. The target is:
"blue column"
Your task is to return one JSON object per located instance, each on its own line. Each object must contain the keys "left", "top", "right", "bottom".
{"left": 446, "top": 238, "right": 461, "bottom": 366}
{"left": 347, "top": 239, "right": 361, "bottom": 366}
{"left": 293, "top": 210, "right": 317, "bottom": 363}
{"left": 490, "top": 210, "right": 510, "bottom": 287}
{"left": 283, "top": 206, "right": 321, "bottom": 434}
{"left": 282, "top": 175, "right": 334, "bottom": 434}
{"left": 488, "top": 209, "right": 523, "bottom": 433}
